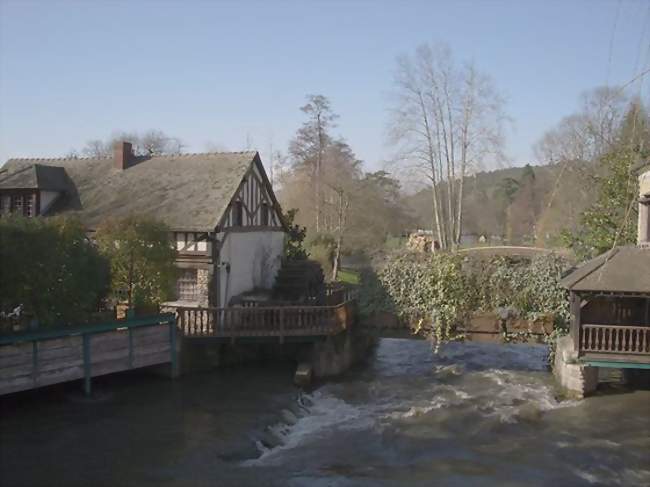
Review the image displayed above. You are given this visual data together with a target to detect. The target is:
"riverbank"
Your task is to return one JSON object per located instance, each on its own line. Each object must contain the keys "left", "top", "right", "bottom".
{"left": 1, "top": 339, "right": 649, "bottom": 487}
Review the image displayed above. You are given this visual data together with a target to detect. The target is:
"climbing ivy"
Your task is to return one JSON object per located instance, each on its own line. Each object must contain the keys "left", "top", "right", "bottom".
{"left": 360, "top": 251, "right": 571, "bottom": 346}
{"left": 466, "top": 255, "right": 571, "bottom": 327}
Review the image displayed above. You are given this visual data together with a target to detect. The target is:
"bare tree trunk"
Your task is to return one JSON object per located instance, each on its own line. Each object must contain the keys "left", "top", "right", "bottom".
{"left": 443, "top": 75, "right": 457, "bottom": 246}
{"left": 433, "top": 95, "right": 454, "bottom": 248}
{"left": 432, "top": 115, "right": 448, "bottom": 249}
{"left": 455, "top": 163, "right": 465, "bottom": 245}
{"left": 332, "top": 232, "right": 341, "bottom": 281}
{"left": 430, "top": 182, "right": 443, "bottom": 251}
{"left": 418, "top": 93, "right": 445, "bottom": 248}
{"left": 331, "top": 190, "right": 349, "bottom": 281}
{"left": 316, "top": 117, "right": 322, "bottom": 233}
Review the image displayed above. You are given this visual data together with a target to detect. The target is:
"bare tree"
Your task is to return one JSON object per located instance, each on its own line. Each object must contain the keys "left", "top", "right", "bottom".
{"left": 140, "top": 129, "right": 184, "bottom": 155}
{"left": 330, "top": 186, "right": 350, "bottom": 281}
{"left": 534, "top": 86, "right": 628, "bottom": 164}
{"left": 80, "top": 130, "right": 185, "bottom": 158}
{"left": 82, "top": 139, "right": 110, "bottom": 158}
{"left": 388, "top": 42, "right": 506, "bottom": 249}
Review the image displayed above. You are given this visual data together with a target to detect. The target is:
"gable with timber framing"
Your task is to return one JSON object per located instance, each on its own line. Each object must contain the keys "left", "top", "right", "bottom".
{"left": 219, "top": 158, "right": 284, "bottom": 231}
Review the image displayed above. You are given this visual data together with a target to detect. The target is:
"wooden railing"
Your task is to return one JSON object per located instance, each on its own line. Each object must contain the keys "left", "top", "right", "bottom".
{"left": 580, "top": 324, "right": 650, "bottom": 355}
{"left": 177, "top": 301, "right": 355, "bottom": 339}
{"left": 0, "top": 314, "right": 177, "bottom": 396}
{"left": 237, "top": 284, "right": 358, "bottom": 308}
{"left": 325, "top": 283, "right": 359, "bottom": 305}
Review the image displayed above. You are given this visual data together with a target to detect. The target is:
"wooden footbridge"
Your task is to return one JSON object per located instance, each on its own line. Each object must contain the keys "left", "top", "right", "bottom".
{"left": 0, "top": 314, "right": 177, "bottom": 396}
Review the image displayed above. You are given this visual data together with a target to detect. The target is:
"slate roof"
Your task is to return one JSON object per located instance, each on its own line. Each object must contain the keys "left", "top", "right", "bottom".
{"left": 0, "top": 164, "right": 70, "bottom": 191}
{"left": 560, "top": 246, "right": 650, "bottom": 294}
{"left": 1, "top": 151, "right": 259, "bottom": 232}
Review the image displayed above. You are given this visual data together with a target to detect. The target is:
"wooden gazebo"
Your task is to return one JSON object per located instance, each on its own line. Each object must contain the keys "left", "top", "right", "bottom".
{"left": 560, "top": 160, "right": 650, "bottom": 368}
{"left": 561, "top": 247, "right": 650, "bottom": 367}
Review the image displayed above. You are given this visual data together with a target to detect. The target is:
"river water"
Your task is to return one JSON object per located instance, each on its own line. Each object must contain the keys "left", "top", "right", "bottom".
{"left": 1, "top": 339, "right": 649, "bottom": 487}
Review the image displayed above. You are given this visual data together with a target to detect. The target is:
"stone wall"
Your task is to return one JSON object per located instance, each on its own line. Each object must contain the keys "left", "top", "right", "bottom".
{"left": 196, "top": 269, "right": 210, "bottom": 306}
{"left": 178, "top": 330, "right": 376, "bottom": 382}
{"left": 553, "top": 335, "right": 599, "bottom": 399}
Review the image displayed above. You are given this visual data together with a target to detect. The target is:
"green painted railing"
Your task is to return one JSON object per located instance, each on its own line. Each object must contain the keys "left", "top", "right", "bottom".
{"left": 0, "top": 314, "right": 176, "bottom": 345}
{"left": 0, "top": 313, "right": 177, "bottom": 396}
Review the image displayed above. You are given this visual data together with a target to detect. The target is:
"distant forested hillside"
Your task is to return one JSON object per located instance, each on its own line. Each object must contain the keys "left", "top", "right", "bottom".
{"left": 403, "top": 161, "right": 595, "bottom": 247}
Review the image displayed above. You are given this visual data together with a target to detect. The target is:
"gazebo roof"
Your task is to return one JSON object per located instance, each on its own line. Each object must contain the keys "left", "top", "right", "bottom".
{"left": 560, "top": 246, "right": 650, "bottom": 295}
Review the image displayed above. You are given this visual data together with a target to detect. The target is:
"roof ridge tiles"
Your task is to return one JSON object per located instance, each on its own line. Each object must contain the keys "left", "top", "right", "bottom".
{"left": 6, "top": 150, "right": 256, "bottom": 163}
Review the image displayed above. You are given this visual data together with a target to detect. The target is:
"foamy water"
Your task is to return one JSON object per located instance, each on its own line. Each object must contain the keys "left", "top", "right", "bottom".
{"left": 247, "top": 340, "right": 579, "bottom": 464}
{"left": 2, "top": 338, "right": 648, "bottom": 487}
{"left": 238, "top": 340, "right": 649, "bottom": 487}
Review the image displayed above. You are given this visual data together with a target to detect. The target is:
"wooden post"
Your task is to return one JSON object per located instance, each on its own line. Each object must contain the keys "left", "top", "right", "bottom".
{"left": 279, "top": 308, "right": 285, "bottom": 344}
{"left": 128, "top": 328, "right": 134, "bottom": 369}
{"left": 31, "top": 341, "right": 38, "bottom": 388}
{"left": 169, "top": 320, "right": 178, "bottom": 378}
{"left": 570, "top": 291, "right": 581, "bottom": 353}
{"left": 82, "top": 334, "right": 92, "bottom": 397}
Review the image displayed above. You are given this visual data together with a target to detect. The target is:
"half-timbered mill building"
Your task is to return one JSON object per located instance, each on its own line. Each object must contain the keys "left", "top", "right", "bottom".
{"left": 560, "top": 161, "right": 650, "bottom": 370}
{"left": 0, "top": 142, "right": 287, "bottom": 308}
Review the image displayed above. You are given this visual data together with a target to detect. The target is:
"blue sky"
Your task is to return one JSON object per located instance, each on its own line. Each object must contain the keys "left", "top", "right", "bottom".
{"left": 1, "top": 0, "right": 649, "bottom": 174}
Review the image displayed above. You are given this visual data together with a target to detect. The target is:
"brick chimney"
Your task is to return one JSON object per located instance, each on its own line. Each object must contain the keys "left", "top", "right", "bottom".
{"left": 113, "top": 141, "right": 133, "bottom": 170}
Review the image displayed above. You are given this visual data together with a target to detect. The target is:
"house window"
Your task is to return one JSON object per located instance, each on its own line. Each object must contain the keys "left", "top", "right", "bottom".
{"left": 233, "top": 201, "right": 243, "bottom": 226}
{"left": 6, "top": 194, "right": 34, "bottom": 217}
{"left": 261, "top": 203, "right": 269, "bottom": 226}
{"left": 25, "top": 195, "right": 33, "bottom": 217}
{"left": 176, "top": 268, "right": 198, "bottom": 301}
{"left": 176, "top": 233, "right": 186, "bottom": 251}
{"left": 11, "top": 195, "right": 23, "bottom": 215}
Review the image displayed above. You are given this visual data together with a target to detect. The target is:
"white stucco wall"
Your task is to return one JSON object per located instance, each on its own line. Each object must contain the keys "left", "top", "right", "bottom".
{"left": 639, "top": 169, "right": 650, "bottom": 245}
{"left": 640, "top": 169, "right": 650, "bottom": 197}
{"left": 218, "top": 230, "right": 285, "bottom": 306}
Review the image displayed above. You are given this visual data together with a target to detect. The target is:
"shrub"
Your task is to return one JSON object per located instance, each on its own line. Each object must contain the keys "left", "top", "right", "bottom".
{"left": 361, "top": 252, "right": 472, "bottom": 343}
{"left": 284, "top": 208, "right": 308, "bottom": 260}
{"left": 0, "top": 216, "right": 110, "bottom": 327}
{"left": 306, "top": 233, "right": 336, "bottom": 280}
{"left": 95, "top": 216, "right": 177, "bottom": 308}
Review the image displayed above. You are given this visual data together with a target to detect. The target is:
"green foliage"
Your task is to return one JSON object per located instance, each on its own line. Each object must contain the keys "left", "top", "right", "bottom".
{"left": 466, "top": 255, "right": 570, "bottom": 327}
{"left": 360, "top": 252, "right": 471, "bottom": 343}
{"left": 284, "top": 208, "right": 309, "bottom": 260}
{"left": 360, "top": 252, "right": 571, "bottom": 345}
{"left": 95, "top": 216, "right": 177, "bottom": 308}
{"left": 561, "top": 148, "right": 639, "bottom": 260}
{"left": 306, "top": 233, "right": 336, "bottom": 279}
{"left": 384, "top": 235, "right": 406, "bottom": 250}
{"left": 337, "top": 268, "right": 360, "bottom": 285}
{"left": 0, "top": 216, "right": 110, "bottom": 327}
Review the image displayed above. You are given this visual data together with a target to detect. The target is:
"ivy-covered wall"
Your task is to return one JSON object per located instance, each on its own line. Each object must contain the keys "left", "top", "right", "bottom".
{"left": 359, "top": 251, "right": 571, "bottom": 344}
